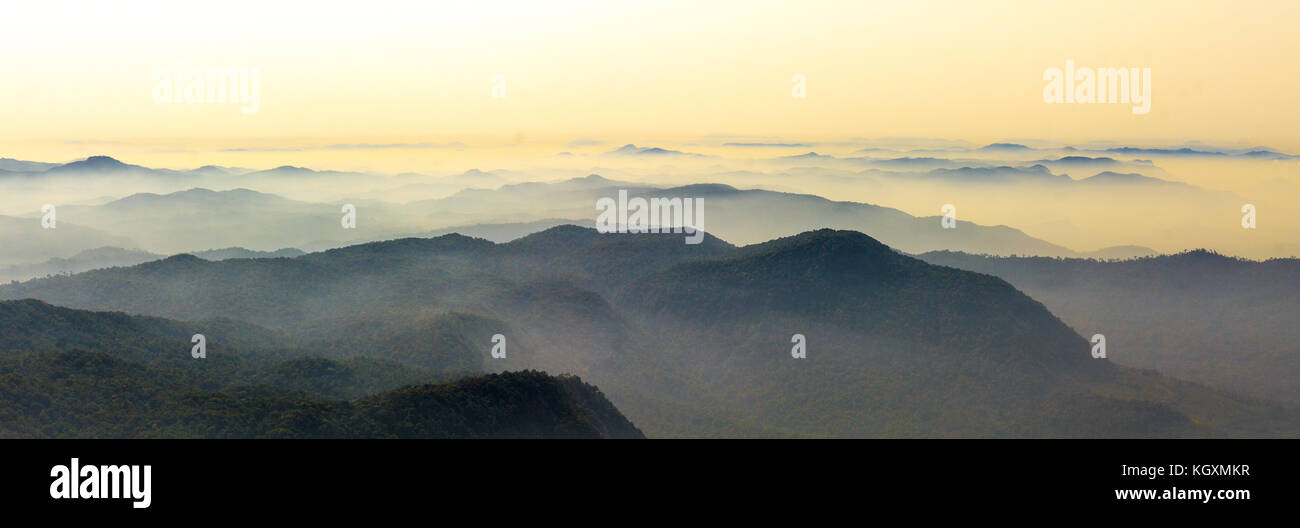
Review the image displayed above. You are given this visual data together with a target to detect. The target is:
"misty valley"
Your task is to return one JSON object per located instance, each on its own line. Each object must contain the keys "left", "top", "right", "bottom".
{"left": 1, "top": 144, "right": 1297, "bottom": 439}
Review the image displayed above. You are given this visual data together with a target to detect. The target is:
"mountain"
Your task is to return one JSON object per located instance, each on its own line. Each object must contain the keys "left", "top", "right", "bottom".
{"left": 419, "top": 219, "right": 591, "bottom": 243}
{"left": 0, "top": 350, "right": 641, "bottom": 438}
{"left": 850, "top": 156, "right": 978, "bottom": 170}
{"left": 979, "top": 143, "right": 1033, "bottom": 151}
{"left": 51, "top": 188, "right": 401, "bottom": 254}
{"left": 916, "top": 250, "right": 1300, "bottom": 405}
{"left": 190, "top": 247, "right": 305, "bottom": 260}
{"left": 1077, "top": 171, "right": 1190, "bottom": 187}
{"left": 240, "top": 165, "right": 364, "bottom": 179}
{"left": 610, "top": 230, "right": 1244, "bottom": 437}
{"left": 5, "top": 226, "right": 1295, "bottom": 437}
{"left": 98, "top": 187, "right": 294, "bottom": 210}
{"left": 1101, "top": 147, "right": 1227, "bottom": 157}
{"left": 0, "top": 246, "right": 307, "bottom": 283}
{"left": 0, "top": 158, "right": 59, "bottom": 173}
{"left": 1239, "top": 149, "right": 1296, "bottom": 159}
{"left": 189, "top": 165, "right": 250, "bottom": 177}
{"left": 351, "top": 169, "right": 514, "bottom": 202}
{"left": 0, "top": 247, "right": 161, "bottom": 282}
{"left": 351, "top": 371, "right": 643, "bottom": 438}
{"left": 921, "top": 164, "right": 1070, "bottom": 184}
{"left": 0, "top": 215, "right": 138, "bottom": 267}
{"left": 1031, "top": 156, "right": 1169, "bottom": 178}
{"left": 1074, "top": 245, "right": 1157, "bottom": 260}
{"left": 46, "top": 156, "right": 135, "bottom": 174}
{"left": 605, "top": 144, "right": 704, "bottom": 157}
{"left": 41, "top": 156, "right": 191, "bottom": 180}
{"left": 0, "top": 299, "right": 641, "bottom": 438}
{"left": 405, "top": 177, "right": 1078, "bottom": 256}
{"left": 780, "top": 152, "right": 835, "bottom": 160}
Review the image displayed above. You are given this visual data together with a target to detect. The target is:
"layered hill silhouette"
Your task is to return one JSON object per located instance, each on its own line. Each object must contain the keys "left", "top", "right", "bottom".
{"left": 4, "top": 157, "right": 1084, "bottom": 258}
{"left": 0, "top": 245, "right": 306, "bottom": 283}
{"left": 0, "top": 299, "right": 642, "bottom": 438}
{"left": 0, "top": 215, "right": 137, "bottom": 267}
{"left": 917, "top": 250, "right": 1300, "bottom": 405}
{"left": 3, "top": 226, "right": 1295, "bottom": 437}
{"left": 5, "top": 152, "right": 1295, "bottom": 258}
{"left": 405, "top": 176, "right": 1077, "bottom": 256}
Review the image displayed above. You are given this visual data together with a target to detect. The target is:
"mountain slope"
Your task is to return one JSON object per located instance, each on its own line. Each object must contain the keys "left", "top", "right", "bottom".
{"left": 0, "top": 247, "right": 161, "bottom": 282}
{"left": 917, "top": 250, "right": 1300, "bottom": 404}
{"left": 0, "top": 299, "right": 641, "bottom": 438}
{"left": 0, "top": 351, "right": 641, "bottom": 438}
{"left": 0, "top": 215, "right": 138, "bottom": 267}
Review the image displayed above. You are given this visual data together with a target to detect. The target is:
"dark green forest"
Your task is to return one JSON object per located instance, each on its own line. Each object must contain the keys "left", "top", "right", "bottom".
{"left": 0, "top": 299, "right": 642, "bottom": 438}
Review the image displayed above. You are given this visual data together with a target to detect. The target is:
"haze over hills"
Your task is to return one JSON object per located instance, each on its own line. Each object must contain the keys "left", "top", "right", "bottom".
{"left": 3, "top": 148, "right": 1294, "bottom": 258}
{"left": 4, "top": 226, "right": 1295, "bottom": 437}
{"left": 46, "top": 188, "right": 404, "bottom": 255}
{"left": 405, "top": 176, "right": 1079, "bottom": 256}
{"left": 916, "top": 250, "right": 1300, "bottom": 405}
{"left": 0, "top": 298, "right": 642, "bottom": 438}
{"left": 5, "top": 169, "right": 1087, "bottom": 259}
{"left": 0, "top": 246, "right": 307, "bottom": 283}
{"left": 0, "top": 247, "right": 157, "bottom": 283}
{"left": 0, "top": 215, "right": 138, "bottom": 267}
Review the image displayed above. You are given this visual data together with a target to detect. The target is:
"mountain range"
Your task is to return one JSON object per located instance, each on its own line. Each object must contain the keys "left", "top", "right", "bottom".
{"left": 3, "top": 225, "right": 1295, "bottom": 437}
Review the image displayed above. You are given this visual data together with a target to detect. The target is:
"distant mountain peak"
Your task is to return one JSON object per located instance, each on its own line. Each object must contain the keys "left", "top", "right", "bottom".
{"left": 1104, "top": 147, "right": 1226, "bottom": 157}
{"left": 1079, "top": 171, "right": 1170, "bottom": 185}
{"left": 135, "top": 253, "right": 207, "bottom": 272}
{"left": 782, "top": 151, "right": 830, "bottom": 159}
{"left": 103, "top": 187, "right": 282, "bottom": 209}
{"left": 317, "top": 233, "right": 495, "bottom": 259}
{"left": 740, "top": 228, "right": 898, "bottom": 264}
{"left": 606, "top": 144, "right": 697, "bottom": 156}
{"left": 980, "top": 143, "right": 1032, "bottom": 151}
{"left": 47, "top": 155, "right": 137, "bottom": 173}
{"left": 84, "top": 155, "right": 124, "bottom": 165}
{"left": 1055, "top": 155, "right": 1116, "bottom": 163}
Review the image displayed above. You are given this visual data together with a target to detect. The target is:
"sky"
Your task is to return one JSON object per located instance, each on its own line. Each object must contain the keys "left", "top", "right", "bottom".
{"left": 2, "top": 0, "right": 1299, "bottom": 172}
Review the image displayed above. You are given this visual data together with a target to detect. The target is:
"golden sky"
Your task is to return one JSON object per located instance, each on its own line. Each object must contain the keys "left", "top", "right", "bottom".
{"left": 3, "top": 0, "right": 1299, "bottom": 170}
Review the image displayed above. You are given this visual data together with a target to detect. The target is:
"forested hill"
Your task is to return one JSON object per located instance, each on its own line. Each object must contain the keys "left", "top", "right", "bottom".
{"left": 620, "top": 229, "right": 1090, "bottom": 367}
{"left": 916, "top": 250, "right": 1300, "bottom": 405}
{"left": 0, "top": 300, "right": 643, "bottom": 438}
{"left": 3, "top": 228, "right": 1298, "bottom": 437}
